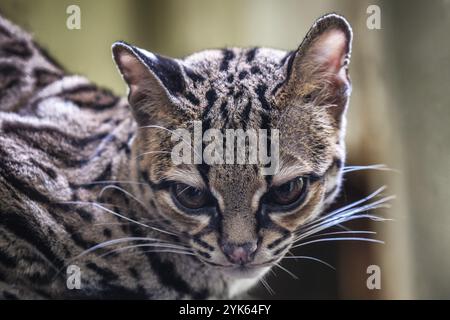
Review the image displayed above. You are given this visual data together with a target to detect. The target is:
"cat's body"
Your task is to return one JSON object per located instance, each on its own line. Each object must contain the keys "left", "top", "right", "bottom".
{"left": 0, "top": 16, "right": 233, "bottom": 299}
{"left": 0, "top": 14, "right": 354, "bottom": 299}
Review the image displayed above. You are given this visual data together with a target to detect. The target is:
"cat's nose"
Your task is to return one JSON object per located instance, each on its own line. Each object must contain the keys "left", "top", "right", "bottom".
{"left": 221, "top": 242, "right": 257, "bottom": 265}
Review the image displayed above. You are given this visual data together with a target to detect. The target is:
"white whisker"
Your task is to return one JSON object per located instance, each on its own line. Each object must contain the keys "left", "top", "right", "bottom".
{"left": 98, "top": 185, "right": 148, "bottom": 211}
{"left": 306, "top": 186, "right": 388, "bottom": 227}
{"left": 343, "top": 164, "right": 395, "bottom": 173}
{"left": 336, "top": 223, "right": 351, "bottom": 231}
{"left": 259, "top": 277, "right": 275, "bottom": 296}
{"left": 295, "top": 193, "right": 394, "bottom": 242}
{"left": 139, "top": 248, "right": 196, "bottom": 256}
{"left": 296, "top": 230, "right": 376, "bottom": 241}
{"left": 74, "top": 237, "right": 169, "bottom": 259}
{"left": 295, "top": 213, "right": 390, "bottom": 243}
{"left": 292, "top": 237, "right": 384, "bottom": 249}
{"left": 134, "top": 151, "right": 173, "bottom": 160}
{"left": 100, "top": 243, "right": 193, "bottom": 258}
{"left": 139, "top": 125, "right": 202, "bottom": 160}
{"left": 59, "top": 201, "right": 178, "bottom": 236}
{"left": 78, "top": 180, "right": 148, "bottom": 186}
{"left": 274, "top": 262, "right": 298, "bottom": 280}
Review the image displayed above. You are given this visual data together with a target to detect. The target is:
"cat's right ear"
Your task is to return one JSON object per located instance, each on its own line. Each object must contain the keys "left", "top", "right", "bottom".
{"left": 112, "top": 41, "right": 185, "bottom": 124}
{"left": 275, "top": 14, "right": 352, "bottom": 121}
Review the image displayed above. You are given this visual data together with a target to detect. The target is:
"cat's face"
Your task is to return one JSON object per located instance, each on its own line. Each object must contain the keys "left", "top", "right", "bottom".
{"left": 113, "top": 14, "right": 352, "bottom": 278}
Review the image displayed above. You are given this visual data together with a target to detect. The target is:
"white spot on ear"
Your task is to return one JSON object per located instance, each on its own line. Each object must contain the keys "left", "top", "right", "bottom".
{"left": 136, "top": 47, "right": 158, "bottom": 62}
{"left": 113, "top": 47, "right": 151, "bottom": 95}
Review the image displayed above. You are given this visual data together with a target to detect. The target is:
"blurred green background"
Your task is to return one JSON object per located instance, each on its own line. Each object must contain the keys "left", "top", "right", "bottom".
{"left": 1, "top": 0, "right": 449, "bottom": 299}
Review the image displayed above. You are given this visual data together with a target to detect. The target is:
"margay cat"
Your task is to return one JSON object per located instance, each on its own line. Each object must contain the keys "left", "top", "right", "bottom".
{"left": 0, "top": 13, "right": 354, "bottom": 299}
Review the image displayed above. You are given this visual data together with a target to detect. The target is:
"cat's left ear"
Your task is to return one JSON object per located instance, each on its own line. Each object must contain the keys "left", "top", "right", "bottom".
{"left": 112, "top": 41, "right": 186, "bottom": 125}
{"left": 276, "top": 14, "right": 352, "bottom": 120}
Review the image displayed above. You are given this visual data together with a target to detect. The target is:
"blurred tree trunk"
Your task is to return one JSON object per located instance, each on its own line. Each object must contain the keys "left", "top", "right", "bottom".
{"left": 383, "top": 0, "right": 450, "bottom": 299}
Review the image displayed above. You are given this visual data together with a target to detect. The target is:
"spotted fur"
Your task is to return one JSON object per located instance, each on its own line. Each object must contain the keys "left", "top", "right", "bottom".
{"left": 0, "top": 13, "right": 352, "bottom": 299}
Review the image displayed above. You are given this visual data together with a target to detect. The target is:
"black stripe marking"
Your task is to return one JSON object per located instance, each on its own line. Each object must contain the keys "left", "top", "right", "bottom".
{"left": 238, "top": 70, "right": 248, "bottom": 80}
{"left": 185, "top": 91, "right": 200, "bottom": 106}
{"left": 29, "top": 158, "right": 58, "bottom": 179}
{"left": 103, "top": 228, "right": 112, "bottom": 238}
{"left": 184, "top": 66, "right": 205, "bottom": 83}
{"left": 220, "top": 49, "right": 235, "bottom": 71}
{"left": 267, "top": 232, "right": 291, "bottom": 250}
{"left": 0, "top": 212, "right": 65, "bottom": 270}
{"left": 2, "top": 122, "right": 111, "bottom": 167}
{"left": 0, "top": 250, "right": 17, "bottom": 268}
{"left": 220, "top": 101, "right": 228, "bottom": 120}
{"left": 334, "top": 158, "right": 343, "bottom": 170}
{"left": 0, "top": 24, "right": 12, "bottom": 37}
{"left": 0, "top": 64, "right": 22, "bottom": 91}
{"left": 27, "top": 268, "right": 53, "bottom": 285}
{"left": 65, "top": 224, "right": 97, "bottom": 249}
{"left": 34, "top": 68, "right": 62, "bottom": 88}
{"left": 146, "top": 252, "right": 206, "bottom": 298}
{"left": 62, "top": 86, "right": 119, "bottom": 110}
{"left": 273, "top": 243, "right": 290, "bottom": 256}
{"left": 246, "top": 47, "right": 258, "bottom": 62}
{"left": 196, "top": 251, "right": 211, "bottom": 259}
{"left": 86, "top": 262, "right": 119, "bottom": 281}
{"left": 205, "top": 89, "right": 217, "bottom": 110}
{"left": 76, "top": 208, "right": 93, "bottom": 222}
{"left": 192, "top": 236, "right": 215, "bottom": 251}
{"left": 90, "top": 283, "right": 149, "bottom": 299}
{"left": 250, "top": 66, "right": 261, "bottom": 74}
{"left": 126, "top": 219, "right": 207, "bottom": 299}
{"left": 271, "top": 51, "right": 296, "bottom": 95}
{"left": 0, "top": 162, "right": 54, "bottom": 205}
{"left": 234, "top": 90, "right": 243, "bottom": 100}
{"left": 324, "top": 184, "right": 338, "bottom": 199}
{"left": 0, "top": 40, "right": 32, "bottom": 59}
{"left": 128, "top": 267, "right": 139, "bottom": 279}
{"left": 256, "top": 85, "right": 272, "bottom": 135}
{"left": 255, "top": 84, "right": 271, "bottom": 111}
{"left": 242, "top": 100, "right": 252, "bottom": 129}
{"left": 2, "top": 121, "right": 109, "bottom": 149}
{"left": 256, "top": 205, "right": 290, "bottom": 236}
{"left": 202, "top": 89, "right": 218, "bottom": 131}
{"left": 93, "top": 163, "right": 112, "bottom": 183}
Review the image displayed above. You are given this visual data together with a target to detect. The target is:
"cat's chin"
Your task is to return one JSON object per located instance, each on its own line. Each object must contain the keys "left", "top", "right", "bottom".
{"left": 221, "top": 265, "right": 271, "bottom": 279}
{"left": 222, "top": 266, "right": 272, "bottom": 298}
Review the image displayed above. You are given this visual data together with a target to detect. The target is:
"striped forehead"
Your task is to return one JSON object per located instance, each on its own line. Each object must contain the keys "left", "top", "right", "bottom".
{"left": 178, "top": 48, "right": 289, "bottom": 129}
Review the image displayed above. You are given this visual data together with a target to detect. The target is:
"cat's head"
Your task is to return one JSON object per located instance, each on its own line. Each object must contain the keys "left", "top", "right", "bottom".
{"left": 112, "top": 14, "right": 352, "bottom": 278}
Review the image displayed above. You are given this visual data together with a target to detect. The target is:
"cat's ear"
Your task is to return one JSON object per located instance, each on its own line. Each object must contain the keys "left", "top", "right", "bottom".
{"left": 112, "top": 41, "right": 186, "bottom": 125}
{"left": 277, "top": 14, "right": 352, "bottom": 120}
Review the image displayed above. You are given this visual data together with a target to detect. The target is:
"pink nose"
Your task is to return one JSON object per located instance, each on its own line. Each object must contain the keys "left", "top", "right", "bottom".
{"left": 221, "top": 242, "right": 257, "bottom": 265}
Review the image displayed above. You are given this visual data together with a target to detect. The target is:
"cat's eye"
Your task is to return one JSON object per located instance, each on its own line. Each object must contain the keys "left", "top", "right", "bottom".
{"left": 171, "top": 183, "right": 211, "bottom": 210}
{"left": 266, "top": 177, "right": 308, "bottom": 207}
